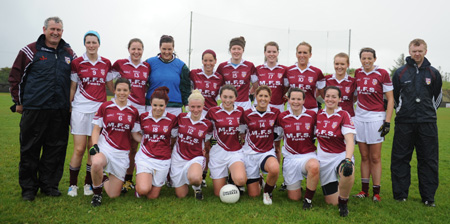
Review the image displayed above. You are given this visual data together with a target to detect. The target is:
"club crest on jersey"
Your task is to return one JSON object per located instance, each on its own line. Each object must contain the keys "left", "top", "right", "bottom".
{"left": 308, "top": 77, "right": 314, "bottom": 83}
{"left": 213, "top": 83, "right": 217, "bottom": 89}
{"left": 372, "top": 79, "right": 378, "bottom": 85}
{"left": 128, "top": 115, "right": 132, "bottom": 122}
{"left": 278, "top": 73, "right": 283, "bottom": 79}
{"left": 133, "top": 71, "right": 140, "bottom": 78}
{"left": 305, "top": 123, "right": 311, "bottom": 130}
{"left": 426, "top": 78, "right": 431, "bottom": 85}
{"left": 198, "top": 130, "right": 204, "bottom": 137}
{"left": 65, "top": 57, "right": 71, "bottom": 64}
{"left": 241, "top": 72, "right": 247, "bottom": 78}
{"left": 332, "top": 122, "right": 338, "bottom": 129}
{"left": 143, "top": 72, "right": 148, "bottom": 79}
{"left": 101, "top": 69, "right": 106, "bottom": 76}
{"left": 269, "top": 120, "right": 275, "bottom": 126}
{"left": 345, "top": 87, "right": 350, "bottom": 93}
{"left": 163, "top": 126, "right": 169, "bottom": 133}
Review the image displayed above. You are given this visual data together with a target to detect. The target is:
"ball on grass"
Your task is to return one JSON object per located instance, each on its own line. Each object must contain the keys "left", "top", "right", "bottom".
{"left": 219, "top": 184, "right": 240, "bottom": 203}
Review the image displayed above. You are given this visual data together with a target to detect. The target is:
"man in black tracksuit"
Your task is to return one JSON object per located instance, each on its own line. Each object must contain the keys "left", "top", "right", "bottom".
{"left": 391, "top": 39, "right": 442, "bottom": 207}
{"left": 9, "top": 17, "right": 76, "bottom": 201}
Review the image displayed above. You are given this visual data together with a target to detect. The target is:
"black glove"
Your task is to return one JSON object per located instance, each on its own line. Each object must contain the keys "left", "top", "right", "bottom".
{"left": 210, "top": 138, "right": 217, "bottom": 146}
{"left": 339, "top": 158, "right": 354, "bottom": 177}
{"left": 378, "top": 121, "right": 390, "bottom": 137}
{"left": 89, "top": 144, "right": 100, "bottom": 155}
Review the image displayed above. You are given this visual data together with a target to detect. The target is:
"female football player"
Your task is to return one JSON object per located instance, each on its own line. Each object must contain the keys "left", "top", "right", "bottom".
{"left": 134, "top": 87, "right": 177, "bottom": 199}
{"left": 241, "top": 85, "right": 280, "bottom": 205}
{"left": 277, "top": 88, "right": 319, "bottom": 209}
{"left": 89, "top": 78, "right": 141, "bottom": 206}
{"left": 112, "top": 38, "right": 150, "bottom": 193}
{"left": 353, "top": 48, "right": 394, "bottom": 202}
{"left": 217, "top": 36, "right": 257, "bottom": 110}
{"left": 68, "top": 31, "right": 114, "bottom": 197}
{"left": 170, "top": 90, "right": 213, "bottom": 200}
{"left": 316, "top": 86, "right": 356, "bottom": 217}
{"left": 206, "top": 84, "right": 247, "bottom": 196}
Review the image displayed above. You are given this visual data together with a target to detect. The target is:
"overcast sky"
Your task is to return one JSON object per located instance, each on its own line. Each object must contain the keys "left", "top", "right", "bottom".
{"left": 1, "top": 0, "right": 449, "bottom": 75}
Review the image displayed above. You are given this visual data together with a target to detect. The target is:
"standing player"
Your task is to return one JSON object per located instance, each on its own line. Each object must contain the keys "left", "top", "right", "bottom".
{"left": 353, "top": 48, "right": 394, "bottom": 202}
{"left": 68, "top": 31, "right": 114, "bottom": 197}
{"left": 134, "top": 87, "right": 177, "bottom": 199}
{"left": 206, "top": 85, "right": 247, "bottom": 196}
{"left": 241, "top": 85, "right": 280, "bottom": 205}
{"left": 112, "top": 38, "right": 150, "bottom": 194}
{"left": 146, "top": 35, "right": 191, "bottom": 116}
{"left": 325, "top": 53, "right": 356, "bottom": 117}
{"left": 89, "top": 78, "right": 141, "bottom": 206}
{"left": 316, "top": 86, "right": 356, "bottom": 217}
{"left": 217, "top": 36, "right": 257, "bottom": 110}
{"left": 277, "top": 88, "right": 319, "bottom": 209}
{"left": 285, "top": 42, "right": 326, "bottom": 112}
{"left": 170, "top": 90, "right": 213, "bottom": 200}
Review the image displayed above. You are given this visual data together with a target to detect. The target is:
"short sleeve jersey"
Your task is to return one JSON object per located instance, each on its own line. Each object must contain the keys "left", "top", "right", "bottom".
{"left": 354, "top": 66, "right": 393, "bottom": 121}
{"left": 139, "top": 111, "right": 177, "bottom": 160}
{"left": 242, "top": 106, "right": 280, "bottom": 154}
{"left": 206, "top": 105, "right": 244, "bottom": 152}
{"left": 217, "top": 59, "right": 257, "bottom": 102}
{"left": 112, "top": 58, "right": 149, "bottom": 106}
{"left": 256, "top": 63, "right": 287, "bottom": 105}
{"left": 315, "top": 108, "right": 356, "bottom": 154}
{"left": 175, "top": 113, "right": 213, "bottom": 160}
{"left": 92, "top": 100, "right": 140, "bottom": 151}
{"left": 278, "top": 108, "right": 317, "bottom": 156}
{"left": 190, "top": 68, "right": 223, "bottom": 110}
{"left": 71, "top": 54, "right": 114, "bottom": 113}
{"left": 325, "top": 74, "right": 357, "bottom": 117}
{"left": 285, "top": 63, "right": 325, "bottom": 110}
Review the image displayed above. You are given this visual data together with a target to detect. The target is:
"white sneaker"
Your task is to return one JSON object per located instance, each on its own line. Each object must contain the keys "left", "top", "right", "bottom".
{"left": 263, "top": 192, "right": 272, "bottom": 205}
{"left": 67, "top": 185, "right": 78, "bottom": 197}
{"left": 84, "top": 184, "right": 93, "bottom": 196}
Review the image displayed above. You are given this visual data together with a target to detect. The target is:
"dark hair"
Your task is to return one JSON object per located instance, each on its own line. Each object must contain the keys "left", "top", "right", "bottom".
{"left": 128, "top": 38, "right": 144, "bottom": 49}
{"left": 160, "top": 35, "right": 174, "bottom": 47}
{"left": 287, "top": 88, "right": 305, "bottom": 100}
{"left": 229, "top": 36, "right": 246, "bottom": 50}
{"left": 202, "top": 49, "right": 216, "bottom": 60}
{"left": 296, "top": 41, "right": 312, "bottom": 54}
{"left": 151, "top": 86, "right": 170, "bottom": 104}
{"left": 219, "top": 84, "right": 238, "bottom": 98}
{"left": 115, "top": 77, "right": 131, "bottom": 90}
{"left": 256, "top": 85, "right": 272, "bottom": 97}
{"left": 359, "top": 47, "right": 376, "bottom": 59}
{"left": 324, "top": 86, "right": 341, "bottom": 98}
{"left": 264, "top": 41, "right": 279, "bottom": 52}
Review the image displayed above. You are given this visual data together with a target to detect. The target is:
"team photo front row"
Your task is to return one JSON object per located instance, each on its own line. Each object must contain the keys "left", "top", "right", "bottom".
{"left": 9, "top": 16, "right": 442, "bottom": 218}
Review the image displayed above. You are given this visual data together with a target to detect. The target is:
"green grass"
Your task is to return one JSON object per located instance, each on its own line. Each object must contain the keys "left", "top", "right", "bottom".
{"left": 0, "top": 92, "right": 449, "bottom": 223}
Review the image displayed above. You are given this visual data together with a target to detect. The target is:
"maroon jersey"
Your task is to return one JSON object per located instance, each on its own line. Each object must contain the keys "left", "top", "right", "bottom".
{"left": 206, "top": 105, "right": 244, "bottom": 152}
{"left": 278, "top": 108, "right": 316, "bottom": 155}
{"left": 242, "top": 107, "right": 280, "bottom": 153}
{"left": 190, "top": 68, "right": 223, "bottom": 110}
{"left": 217, "top": 60, "right": 257, "bottom": 102}
{"left": 256, "top": 63, "right": 287, "bottom": 105}
{"left": 112, "top": 58, "right": 149, "bottom": 106}
{"left": 139, "top": 111, "right": 177, "bottom": 160}
{"left": 355, "top": 67, "right": 393, "bottom": 120}
{"left": 93, "top": 100, "right": 140, "bottom": 151}
{"left": 325, "top": 74, "right": 357, "bottom": 117}
{"left": 285, "top": 63, "right": 325, "bottom": 109}
{"left": 175, "top": 113, "right": 213, "bottom": 160}
{"left": 315, "top": 108, "right": 356, "bottom": 154}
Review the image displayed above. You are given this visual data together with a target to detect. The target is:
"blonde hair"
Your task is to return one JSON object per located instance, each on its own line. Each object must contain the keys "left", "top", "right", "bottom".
{"left": 188, "top": 89, "right": 205, "bottom": 104}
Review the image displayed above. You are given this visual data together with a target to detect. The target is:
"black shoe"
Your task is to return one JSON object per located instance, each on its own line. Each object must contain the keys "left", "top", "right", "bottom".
{"left": 42, "top": 188, "right": 62, "bottom": 197}
{"left": 22, "top": 193, "right": 35, "bottom": 201}
{"left": 91, "top": 194, "right": 102, "bottom": 207}
{"left": 339, "top": 203, "right": 349, "bottom": 217}
{"left": 424, "top": 201, "right": 435, "bottom": 207}
{"left": 279, "top": 183, "right": 287, "bottom": 192}
{"left": 194, "top": 189, "right": 204, "bottom": 200}
{"left": 303, "top": 198, "right": 312, "bottom": 210}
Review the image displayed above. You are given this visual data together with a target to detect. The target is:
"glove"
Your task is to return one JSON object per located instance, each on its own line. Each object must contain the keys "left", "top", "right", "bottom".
{"left": 89, "top": 144, "right": 100, "bottom": 156}
{"left": 339, "top": 158, "right": 354, "bottom": 177}
{"left": 378, "top": 121, "right": 390, "bottom": 137}
{"left": 210, "top": 137, "right": 217, "bottom": 146}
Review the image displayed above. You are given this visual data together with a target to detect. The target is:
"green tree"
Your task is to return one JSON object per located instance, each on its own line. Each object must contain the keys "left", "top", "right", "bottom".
{"left": 389, "top": 53, "right": 405, "bottom": 77}
{"left": 0, "top": 67, "right": 11, "bottom": 83}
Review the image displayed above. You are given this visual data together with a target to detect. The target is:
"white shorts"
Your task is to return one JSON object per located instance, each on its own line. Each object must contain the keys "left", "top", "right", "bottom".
{"left": 235, "top": 101, "right": 252, "bottom": 111}
{"left": 354, "top": 119, "right": 384, "bottom": 144}
{"left": 208, "top": 145, "right": 245, "bottom": 179}
{"left": 269, "top": 103, "right": 285, "bottom": 112}
{"left": 146, "top": 106, "right": 182, "bottom": 117}
{"left": 169, "top": 151, "right": 206, "bottom": 188}
{"left": 135, "top": 149, "right": 171, "bottom": 187}
{"left": 317, "top": 148, "right": 354, "bottom": 186}
{"left": 130, "top": 101, "right": 146, "bottom": 115}
{"left": 98, "top": 138, "right": 129, "bottom": 182}
{"left": 71, "top": 111, "right": 95, "bottom": 136}
{"left": 244, "top": 150, "right": 276, "bottom": 179}
{"left": 283, "top": 152, "right": 318, "bottom": 189}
